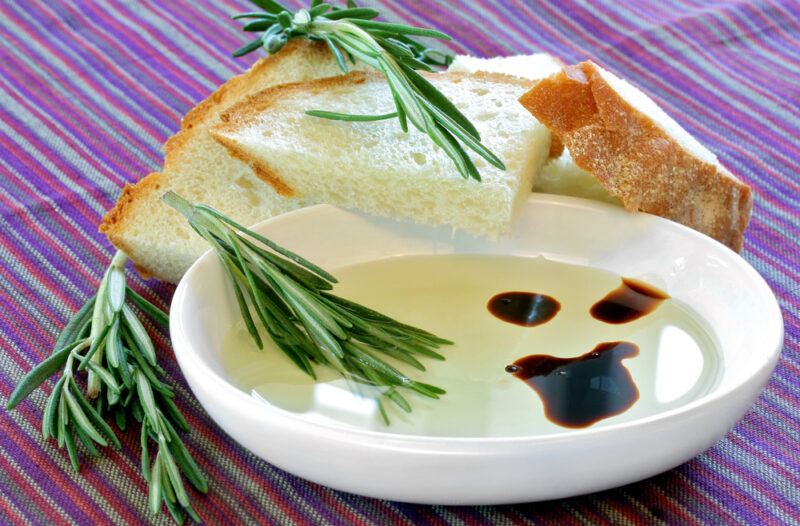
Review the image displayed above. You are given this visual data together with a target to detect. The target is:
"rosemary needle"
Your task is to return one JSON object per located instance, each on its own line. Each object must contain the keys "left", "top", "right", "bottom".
{"left": 231, "top": 0, "right": 504, "bottom": 181}
{"left": 163, "top": 191, "right": 451, "bottom": 422}
{"left": 7, "top": 252, "right": 206, "bottom": 525}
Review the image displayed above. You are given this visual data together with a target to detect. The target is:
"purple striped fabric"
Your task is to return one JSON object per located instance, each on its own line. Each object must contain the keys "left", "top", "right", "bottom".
{"left": 1, "top": 0, "right": 798, "bottom": 524}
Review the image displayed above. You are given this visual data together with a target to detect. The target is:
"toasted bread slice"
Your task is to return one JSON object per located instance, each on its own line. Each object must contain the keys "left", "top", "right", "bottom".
{"left": 211, "top": 71, "right": 553, "bottom": 238}
{"left": 519, "top": 60, "right": 752, "bottom": 251}
{"left": 100, "top": 41, "right": 353, "bottom": 282}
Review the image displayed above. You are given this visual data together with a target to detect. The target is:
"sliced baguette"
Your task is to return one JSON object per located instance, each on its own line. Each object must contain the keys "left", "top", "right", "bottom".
{"left": 100, "top": 41, "right": 353, "bottom": 283}
{"left": 211, "top": 71, "right": 553, "bottom": 238}
{"left": 519, "top": 60, "right": 752, "bottom": 251}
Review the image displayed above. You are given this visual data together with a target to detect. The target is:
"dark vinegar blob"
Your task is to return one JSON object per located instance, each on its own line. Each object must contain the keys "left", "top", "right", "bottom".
{"left": 507, "top": 342, "right": 640, "bottom": 428}
{"left": 590, "top": 278, "right": 669, "bottom": 324}
{"left": 487, "top": 292, "right": 561, "bottom": 327}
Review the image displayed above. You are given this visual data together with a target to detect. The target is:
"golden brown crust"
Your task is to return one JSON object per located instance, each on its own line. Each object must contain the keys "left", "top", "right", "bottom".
{"left": 519, "top": 61, "right": 752, "bottom": 251}
{"left": 100, "top": 173, "right": 164, "bottom": 238}
{"left": 210, "top": 71, "right": 375, "bottom": 194}
{"left": 212, "top": 132, "right": 295, "bottom": 197}
{"left": 549, "top": 135, "right": 564, "bottom": 158}
{"left": 99, "top": 173, "right": 164, "bottom": 280}
{"left": 103, "top": 42, "right": 327, "bottom": 240}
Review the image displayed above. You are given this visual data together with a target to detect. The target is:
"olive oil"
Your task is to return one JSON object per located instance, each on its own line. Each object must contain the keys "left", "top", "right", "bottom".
{"left": 220, "top": 255, "right": 721, "bottom": 437}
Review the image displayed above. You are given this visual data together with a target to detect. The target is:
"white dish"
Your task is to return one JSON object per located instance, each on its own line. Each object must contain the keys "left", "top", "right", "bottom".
{"left": 170, "top": 194, "right": 783, "bottom": 504}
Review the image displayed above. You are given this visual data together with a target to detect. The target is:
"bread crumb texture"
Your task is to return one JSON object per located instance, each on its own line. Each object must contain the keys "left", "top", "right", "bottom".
{"left": 212, "top": 71, "right": 552, "bottom": 239}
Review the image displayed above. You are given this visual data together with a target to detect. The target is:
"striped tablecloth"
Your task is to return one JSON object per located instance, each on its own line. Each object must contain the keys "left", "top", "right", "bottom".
{"left": 2, "top": 1, "right": 798, "bottom": 524}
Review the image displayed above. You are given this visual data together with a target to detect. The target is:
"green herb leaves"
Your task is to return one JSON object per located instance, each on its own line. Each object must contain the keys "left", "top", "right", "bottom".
{"left": 232, "top": 1, "right": 502, "bottom": 181}
{"left": 164, "top": 192, "right": 450, "bottom": 422}
{"left": 6, "top": 251, "right": 206, "bottom": 525}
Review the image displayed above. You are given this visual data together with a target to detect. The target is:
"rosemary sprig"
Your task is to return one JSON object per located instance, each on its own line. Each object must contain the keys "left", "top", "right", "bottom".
{"left": 231, "top": 0, "right": 504, "bottom": 181}
{"left": 6, "top": 252, "right": 207, "bottom": 525}
{"left": 163, "top": 192, "right": 451, "bottom": 422}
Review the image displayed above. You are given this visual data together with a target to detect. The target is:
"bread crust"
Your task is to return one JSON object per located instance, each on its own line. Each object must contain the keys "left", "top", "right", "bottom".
{"left": 211, "top": 70, "right": 536, "bottom": 193}
{"left": 99, "top": 174, "right": 164, "bottom": 280}
{"left": 519, "top": 61, "right": 752, "bottom": 251}
{"left": 100, "top": 41, "right": 328, "bottom": 279}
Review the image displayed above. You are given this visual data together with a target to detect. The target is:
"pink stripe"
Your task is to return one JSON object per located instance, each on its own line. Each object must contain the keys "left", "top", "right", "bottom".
{"left": 43, "top": 1, "right": 203, "bottom": 112}
{"left": 0, "top": 128, "right": 114, "bottom": 246}
{"left": 641, "top": 0, "right": 800, "bottom": 105}
{"left": 0, "top": 5, "right": 172, "bottom": 146}
{"left": 552, "top": 3, "right": 800, "bottom": 164}
{"left": 0, "top": 41, "right": 162, "bottom": 166}
{"left": 146, "top": 0, "right": 248, "bottom": 66}
{"left": 526, "top": 1, "right": 800, "bottom": 192}
{"left": 0, "top": 499, "right": 28, "bottom": 524}
{"left": 0, "top": 205, "right": 89, "bottom": 316}
{"left": 71, "top": 0, "right": 218, "bottom": 94}
{"left": 7, "top": 2, "right": 179, "bottom": 138}
{"left": 688, "top": 456, "right": 765, "bottom": 523}
{"left": 143, "top": 9, "right": 237, "bottom": 69}
{"left": 0, "top": 286, "right": 62, "bottom": 361}
{"left": 638, "top": 482, "right": 697, "bottom": 523}
{"left": 599, "top": 2, "right": 800, "bottom": 131}
{"left": 0, "top": 69, "right": 150, "bottom": 187}
{"left": 717, "top": 3, "right": 800, "bottom": 78}
{"left": 758, "top": 0, "right": 800, "bottom": 49}
{"left": 702, "top": 447, "right": 789, "bottom": 523}
{"left": 729, "top": 427, "right": 800, "bottom": 487}
{"left": 0, "top": 438, "right": 73, "bottom": 522}
{"left": 672, "top": 467, "right": 743, "bottom": 523}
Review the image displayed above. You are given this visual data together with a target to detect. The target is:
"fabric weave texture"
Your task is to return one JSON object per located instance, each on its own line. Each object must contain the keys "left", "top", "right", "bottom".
{"left": 1, "top": 1, "right": 798, "bottom": 524}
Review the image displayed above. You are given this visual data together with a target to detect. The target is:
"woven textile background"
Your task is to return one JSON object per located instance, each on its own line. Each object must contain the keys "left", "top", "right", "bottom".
{"left": 1, "top": 0, "right": 798, "bottom": 524}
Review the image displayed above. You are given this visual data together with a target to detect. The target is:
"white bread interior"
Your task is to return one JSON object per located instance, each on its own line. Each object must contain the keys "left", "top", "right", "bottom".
{"left": 449, "top": 53, "right": 563, "bottom": 80}
{"left": 211, "top": 71, "right": 553, "bottom": 239}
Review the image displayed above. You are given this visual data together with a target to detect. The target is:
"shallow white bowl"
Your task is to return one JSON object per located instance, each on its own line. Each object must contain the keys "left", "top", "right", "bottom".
{"left": 170, "top": 194, "right": 783, "bottom": 504}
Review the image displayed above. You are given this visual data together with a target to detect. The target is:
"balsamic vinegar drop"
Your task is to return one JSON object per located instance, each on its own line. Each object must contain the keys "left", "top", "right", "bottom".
{"left": 508, "top": 341, "right": 640, "bottom": 428}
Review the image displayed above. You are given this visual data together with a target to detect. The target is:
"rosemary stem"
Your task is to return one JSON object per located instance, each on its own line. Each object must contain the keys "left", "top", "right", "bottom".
{"left": 87, "top": 275, "right": 109, "bottom": 398}
{"left": 162, "top": 191, "right": 194, "bottom": 221}
{"left": 87, "top": 250, "right": 128, "bottom": 398}
{"left": 110, "top": 250, "right": 128, "bottom": 270}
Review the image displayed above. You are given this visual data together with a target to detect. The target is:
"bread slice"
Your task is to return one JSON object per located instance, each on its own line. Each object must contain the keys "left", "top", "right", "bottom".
{"left": 100, "top": 41, "right": 353, "bottom": 283}
{"left": 211, "top": 71, "right": 553, "bottom": 238}
{"left": 519, "top": 60, "right": 752, "bottom": 251}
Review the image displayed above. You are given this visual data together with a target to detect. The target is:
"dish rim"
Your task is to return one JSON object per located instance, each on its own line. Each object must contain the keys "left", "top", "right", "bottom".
{"left": 170, "top": 194, "right": 784, "bottom": 448}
